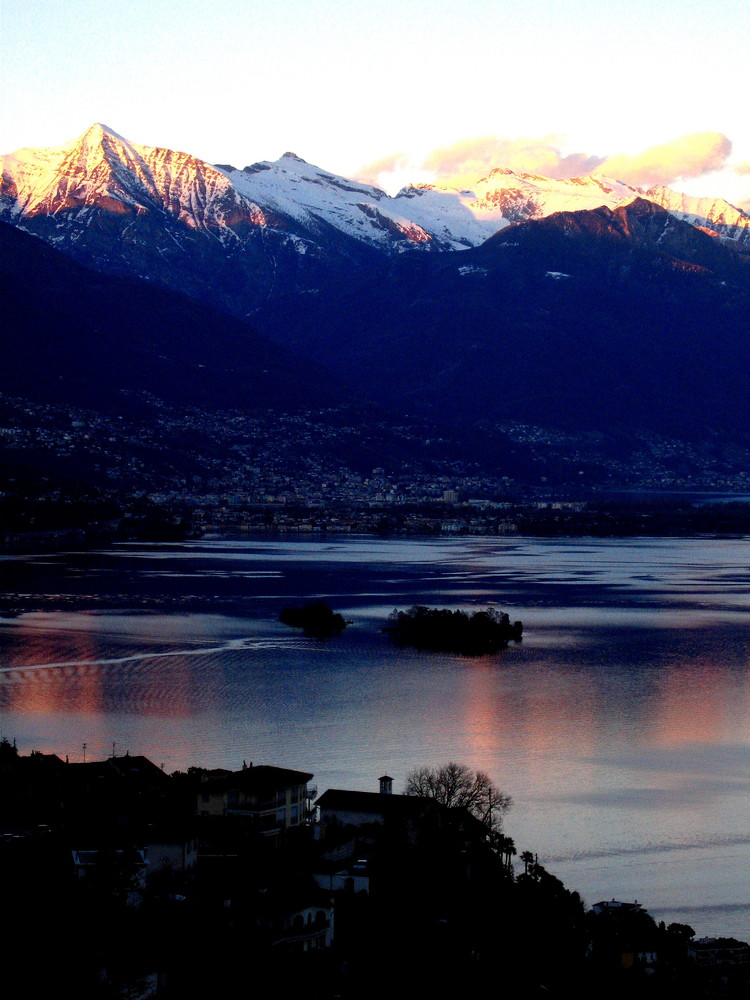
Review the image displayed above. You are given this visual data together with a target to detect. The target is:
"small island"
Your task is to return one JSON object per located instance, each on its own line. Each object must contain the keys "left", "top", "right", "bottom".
{"left": 279, "top": 600, "right": 347, "bottom": 637}
{"left": 385, "top": 605, "right": 523, "bottom": 655}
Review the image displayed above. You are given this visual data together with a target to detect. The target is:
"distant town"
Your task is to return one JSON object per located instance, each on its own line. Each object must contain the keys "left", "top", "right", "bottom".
{"left": 3, "top": 392, "right": 750, "bottom": 552}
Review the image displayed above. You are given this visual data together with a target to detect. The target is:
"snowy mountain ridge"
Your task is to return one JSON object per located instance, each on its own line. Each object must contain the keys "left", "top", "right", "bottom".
{"left": 3, "top": 124, "right": 749, "bottom": 257}
{"left": 222, "top": 151, "right": 435, "bottom": 250}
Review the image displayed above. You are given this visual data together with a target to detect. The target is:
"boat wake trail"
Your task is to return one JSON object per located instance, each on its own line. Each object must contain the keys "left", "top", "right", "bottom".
{"left": 0, "top": 636, "right": 304, "bottom": 677}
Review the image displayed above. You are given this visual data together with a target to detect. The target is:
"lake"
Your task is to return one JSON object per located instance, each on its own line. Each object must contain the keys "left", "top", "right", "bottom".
{"left": 1, "top": 535, "right": 749, "bottom": 940}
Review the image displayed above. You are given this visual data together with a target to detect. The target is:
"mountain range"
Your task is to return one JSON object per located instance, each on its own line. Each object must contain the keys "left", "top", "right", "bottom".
{"left": 4, "top": 124, "right": 749, "bottom": 256}
{"left": 2, "top": 124, "right": 750, "bottom": 500}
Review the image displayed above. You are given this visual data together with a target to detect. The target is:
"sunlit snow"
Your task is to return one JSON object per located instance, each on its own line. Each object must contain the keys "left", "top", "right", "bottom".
{"left": 2, "top": 124, "right": 749, "bottom": 254}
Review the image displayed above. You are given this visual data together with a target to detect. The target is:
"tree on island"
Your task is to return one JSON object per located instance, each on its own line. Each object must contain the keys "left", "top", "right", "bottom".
{"left": 279, "top": 600, "right": 347, "bottom": 637}
{"left": 403, "top": 761, "right": 512, "bottom": 835}
{"left": 385, "top": 605, "right": 522, "bottom": 655}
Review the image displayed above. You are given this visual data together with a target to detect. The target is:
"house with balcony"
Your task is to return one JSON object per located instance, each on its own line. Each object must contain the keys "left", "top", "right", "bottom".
{"left": 196, "top": 764, "right": 314, "bottom": 838}
{"left": 253, "top": 890, "right": 334, "bottom": 954}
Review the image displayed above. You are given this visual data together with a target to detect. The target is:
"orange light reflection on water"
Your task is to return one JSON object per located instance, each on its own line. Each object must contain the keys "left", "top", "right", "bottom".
{"left": 650, "top": 656, "right": 750, "bottom": 747}
{"left": 0, "top": 613, "right": 199, "bottom": 721}
{"left": 1, "top": 612, "right": 105, "bottom": 716}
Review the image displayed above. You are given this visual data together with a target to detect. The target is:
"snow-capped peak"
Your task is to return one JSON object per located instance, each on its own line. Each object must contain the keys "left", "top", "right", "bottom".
{"left": 0, "top": 124, "right": 266, "bottom": 234}
{"left": 81, "top": 122, "right": 131, "bottom": 145}
{"left": 225, "top": 153, "right": 439, "bottom": 249}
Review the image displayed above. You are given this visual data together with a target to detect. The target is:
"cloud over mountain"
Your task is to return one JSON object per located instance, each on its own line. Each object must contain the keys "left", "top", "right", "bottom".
{"left": 421, "top": 135, "right": 601, "bottom": 189}
{"left": 355, "top": 151, "right": 410, "bottom": 188}
{"left": 358, "top": 132, "right": 737, "bottom": 195}
{"left": 596, "top": 132, "right": 732, "bottom": 186}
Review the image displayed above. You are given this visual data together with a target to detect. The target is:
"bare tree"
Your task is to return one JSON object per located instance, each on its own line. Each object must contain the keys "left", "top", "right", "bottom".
{"left": 403, "top": 761, "right": 511, "bottom": 833}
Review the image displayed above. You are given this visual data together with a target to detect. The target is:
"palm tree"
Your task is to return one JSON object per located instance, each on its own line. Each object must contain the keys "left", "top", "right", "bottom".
{"left": 502, "top": 836, "right": 516, "bottom": 873}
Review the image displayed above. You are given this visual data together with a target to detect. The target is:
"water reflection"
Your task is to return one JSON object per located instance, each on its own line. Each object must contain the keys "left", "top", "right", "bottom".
{"left": 0, "top": 537, "right": 749, "bottom": 938}
{"left": 654, "top": 659, "right": 750, "bottom": 747}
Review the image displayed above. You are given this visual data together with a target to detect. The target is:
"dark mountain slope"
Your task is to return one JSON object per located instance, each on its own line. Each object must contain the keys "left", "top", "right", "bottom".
{"left": 3, "top": 224, "right": 547, "bottom": 499}
{"left": 254, "top": 200, "right": 750, "bottom": 440}
{"left": 3, "top": 198, "right": 749, "bottom": 500}
{"left": 0, "top": 223, "right": 349, "bottom": 415}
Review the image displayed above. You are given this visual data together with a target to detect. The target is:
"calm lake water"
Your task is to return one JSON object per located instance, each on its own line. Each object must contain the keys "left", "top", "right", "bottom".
{"left": 1, "top": 536, "right": 749, "bottom": 940}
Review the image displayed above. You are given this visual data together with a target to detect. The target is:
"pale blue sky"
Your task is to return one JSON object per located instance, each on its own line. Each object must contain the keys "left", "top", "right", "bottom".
{"left": 2, "top": 0, "right": 748, "bottom": 204}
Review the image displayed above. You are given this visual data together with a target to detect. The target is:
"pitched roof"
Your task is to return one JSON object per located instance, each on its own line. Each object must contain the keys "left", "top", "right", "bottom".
{"left": 65, "top": 754, "right": 169, "bottom": 787}
{"left": 315, "top": 789, "right": 432, "bottom": 818}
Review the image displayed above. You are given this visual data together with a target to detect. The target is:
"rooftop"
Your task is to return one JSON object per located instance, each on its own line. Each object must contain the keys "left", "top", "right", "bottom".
{"left": 202, "top": 764, "right": 313, "bottom": 794}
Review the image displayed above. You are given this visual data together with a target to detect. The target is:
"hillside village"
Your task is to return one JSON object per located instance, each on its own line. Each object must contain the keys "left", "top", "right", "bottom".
{"left": 3, "top": 390, "right": 749, "bottom": 510}
{"left": 1, "top": 739, "right": 747, "bottom": 999}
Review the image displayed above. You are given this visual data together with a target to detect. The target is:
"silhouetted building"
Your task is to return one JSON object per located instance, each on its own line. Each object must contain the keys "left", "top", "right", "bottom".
{"left": 196, "top": 764, "right": 314, "bottom": 838}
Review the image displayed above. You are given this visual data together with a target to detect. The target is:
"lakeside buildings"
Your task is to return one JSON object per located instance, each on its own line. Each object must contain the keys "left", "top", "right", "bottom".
{"left": 2, "top": 742, "right": 748, "bottom": 997}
